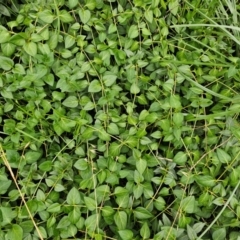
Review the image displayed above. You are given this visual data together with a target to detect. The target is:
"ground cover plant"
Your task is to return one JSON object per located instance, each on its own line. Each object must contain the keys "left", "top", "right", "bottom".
{"left": 1, "top": 0, "right": 240, "bottom": 239}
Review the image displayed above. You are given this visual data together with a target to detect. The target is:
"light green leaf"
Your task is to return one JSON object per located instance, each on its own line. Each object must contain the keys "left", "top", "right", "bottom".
{"left": 133, "top": 184, "right": 143, "bottom": 199}
{"left": 173, "top": 112, "right": 184, "bottom": 127}
{"left": 38, "top": 9, "right": 54, "bottom": 23}
{"left": 74, "top": 158, "right": 88, "bottom": 170}
{"left": 140, "top": 137, "right": 152, "bottom": 145}
{"left": 0, "top": 207, "right": 16, "bottom": 225}
{"left": 59, "top": 10, "right": 74, "bottom": 23}
{"left": 169, "top": 0, "right": 179, "bottom": 16}
{"left": 67, "top": 187, "right": 81, "bottom": 205}
{"left": 68, "top": 0, "right": 78, "bottom": 9}
{"left": 154, "top": 197, "right": 166, "bottom": 211}
{"left": 181, "top": 196, "right": 195, "bottom": 213}
{"left": 128, "top": 25, "right": 138, "bottom": 39}
{"left": 169, "top": 95, "right": 182, "bottom": 109}
{"left": 216, "top": 148, "right": 231, "bottom": 163}
{"left": 140, "top": 222, "right": 150, "bottom": 239}
{"left": 136, "top": 158, "right": 147, "bottom": 174}
{"left": 0, "top": 56, "right": 14, "bottom": 70}
{"left": 85, "top": 214, "right": 100, "bottom": 233}
{"left": 47, "top": 203, "right": 61, "bottom": 213}
{"left": 88, "top": 80, "right": 102, "bottom": 93}
{"left": 193, "top": 222, "right": 205, "bottom": 234}
{"left": 114, "top": 211, "right": 127, "bottom": 230}
{"left": 84, "top": 196, "right": 96, "bottom": 211}
{"left": 57, "top": 216, "right": 71, "bottom": 229}
{"left": 62, "top": 96, "right": 78, "bottom": 108}
{"left": 212, "top": 228, "right": 226, "bottom": 240}
{"left": 79, "top": 9, "right": 91, "bottom": 24}
{"left": 144, "top": 10, "right": 153, "bottom": 23}
{"left": 25, "top": 151, "right": 42, "bottom": 164}
{"left": 68, "top": 208, "right": 81, "bottom": 224}
{"left": 118, "top": 230, "right": 133, "bottom": 240}
{"left": 173, "top": 151, "right": 187, "bottom": 165}
{"left": 187, "top": 225, "right": 197, "bottom": 240}
{"left": 130, "top": 83, "right": 140, "bottom": 94}
{"left": 103, "top": 72, "right": 117, "bottom": 86}
{"left": 23, "top": 42, "right": 37, "bottom": 56}
{"left": 7, "top": 224, "right": 23, "bottom": 240}
{"left": 134, "top": 207, "right": 153, "bottom": 219}
{"left": 65, "top": 35, "right": 75, "bottom": 48}
{"left": 108, "top": 23, "right": 117, "bottom": 34}
{"left": 0, "top": 29, "right": 11, "bottom": 43}
{"left": 107, "top": 123, "right": 119, "bottom": 135}
{"left": 1, "top": 43, "right": 16, "bottom": 57}
{"left": 195, "top": 175, "right": 216, "bottom": 187}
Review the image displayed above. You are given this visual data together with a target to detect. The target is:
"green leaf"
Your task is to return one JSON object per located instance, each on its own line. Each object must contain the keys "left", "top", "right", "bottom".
{"left": 193, "top": 222, "right": 205, "bottom": 234}
{"left": 107, "top": 123, "right": 119, "bottom": 135}
{"left": 173, "top": 112, "right": 184, "bottom": 127}
{"left": 103, "top": 72, "right": 117, "bottom": 86}
{"left": 128, "top": 25, "right": 139, "bottom": 39}
{"left": 1, "top": 43, "right": 16, "bottom": 57}
{"left": 23, "top": 42, "right": 37, "bottom": 56}
{"left": 0, "top": 207, "right": 16, "bottom": 225}
{"left": 136, "top": 158, "right": 147, "bottom": 174}
{"left": 39, "top": 161, "right": 52, "bottom": 171}
{"left": 173, "top": 151, "right": 187, "bottom": 166}
{"left": 212, "top": 228, "right": 226, "bottom": 240}
{"left": 195, "top": 175, "right": 216, "bottom": 187}
{"left": 25, "top": 151, "right": 42, "bottom": 164}
{"left": 181, "top": 196, "right": 195, "bottom": 213}
{"left": 169, "top": 95, "right": 181, "bottom": 109}
{"left": 114, "top": 211, "right": 127, "bottom": 230}
{"left": 169, "top": 0, "right": 179, "bottom": 16}
{"left": 118, "top": 230, "right": 133, "bottom": 240}
{"left": 84, "top": 196, "right": 96, "bottom": 211}
{"left": 144, "top": 10, "right": 153, "bottom": 23}
{"left": 79, "top": 9, "right": 91, "bottom": 24}
{"left": 0, "top": 29, "right": 11, "bottom": 43}
{"left": 68, "top": 208, "right": 81, "bottom": 224}
{"left": 74, "top": 158, "right": 88, "bottom": 170}
{"left": 130, "top": 83, "right": 140, "bottom": 94}
{"left": 140, "top": 222, "right": 150, "bottom": 239}
{"left": 0, "top": 56, "right": 14, "bottom": 70}
{"left": 85, "top": 214, "right": 100, "bottom": 233}
{"left": 134, "top": 207, "right": 153, "bottom": 219}
{"left": 68, "top": 0, "right": 78, "bottom": 9}
{"left": 38, "top": 9, "right": 54, "bottom": 23}
{"left": 154, "top": 197, "right": 166, "bottom": 211}
{"left": 7, "top": 224, "right": 23, "bottom": 240}
{"left": 62, "top": 96, "right": 78, "bottom": 108}
{"left": 216, "top": 148, "right": 231, "bottom": 163}
{"left": 133, "top": 184, "right": 143, "bottom": 199}
{"left": 108, "top": 23, "right": 117, "bottom": 34}
{"left": 59, "top": 10, "right": 74, "bottom": 23}
{"left": 65, "top": 35, "right": 75, "bottom": 48}
{"left": 88, "top": 80, "right": 102, "bottom": 93}
{"left": 57, "top": 216, "right": 71, "bottom": 229}
{"left": 187, "top": 225, "right": 197, "bottom": 240}
{"left": 140, "top": 137, "right": 152, "bottom": 145}
{"left": 47, "top": 203, "right": 61, "bottom": 213}
{"left": 67, "top": 187, "right": 81, "bottom": 205}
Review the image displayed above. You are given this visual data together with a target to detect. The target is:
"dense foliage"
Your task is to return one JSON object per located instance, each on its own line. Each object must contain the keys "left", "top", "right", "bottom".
{"left": 1, "top": 0, "right": 240, "bottom": 239}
